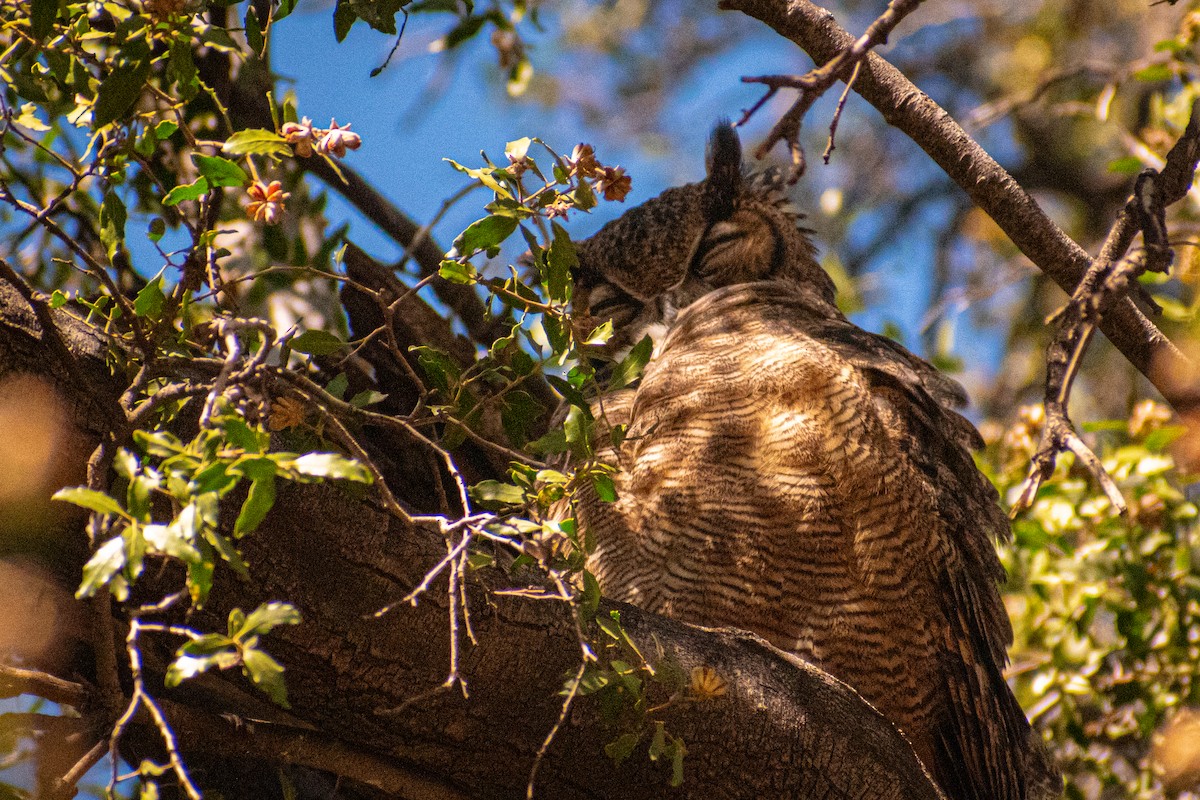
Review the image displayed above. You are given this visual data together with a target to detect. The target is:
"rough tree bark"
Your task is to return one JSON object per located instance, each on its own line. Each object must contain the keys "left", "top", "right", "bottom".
{"left": 0, "top": 281, "right": 948, "bottom": 797}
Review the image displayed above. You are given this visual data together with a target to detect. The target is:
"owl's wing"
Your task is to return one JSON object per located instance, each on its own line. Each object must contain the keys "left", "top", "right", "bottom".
{"left": 809, "top": 314, "right": 1043, "bottom": 800}
{"left": 643, "top": 282, "right": 1039, "bottom": 800}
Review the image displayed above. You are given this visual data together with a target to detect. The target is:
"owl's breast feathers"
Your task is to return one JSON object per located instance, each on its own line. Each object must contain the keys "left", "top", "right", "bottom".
{"left": 587, "top": 280, "right": 1043, "bottom": 800}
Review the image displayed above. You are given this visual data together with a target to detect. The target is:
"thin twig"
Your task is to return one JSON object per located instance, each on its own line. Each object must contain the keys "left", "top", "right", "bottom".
{"left": 526, "top": 660, "right": 586, "bottom": 800}
{"left": 823, "top": 60, "right": 862, "bottom": 164}
{"left": 738, "top": 0, "right": 926, "bottom": 181}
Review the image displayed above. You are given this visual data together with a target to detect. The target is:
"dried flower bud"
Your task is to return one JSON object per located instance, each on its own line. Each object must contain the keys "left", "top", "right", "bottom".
{"left": 281, "top": 117, "right": 317, "bottom": 158}
{"left": 246, "top": 180, "right": 290, "bottom": 225}
{"left": 315, "top": 119, "right": 362, "bottom": 158}
{"left": 594, "top": 165, "right": 632, "bottom": 202}
{"left": 568, "top": 143, "right": 601, "bottom": 178}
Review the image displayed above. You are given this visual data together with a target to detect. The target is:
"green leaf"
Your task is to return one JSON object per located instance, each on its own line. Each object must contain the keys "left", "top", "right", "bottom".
{"left": 325, "top": 372, "right": 349, "bottom": 400}
{"left": 154, "top": 120, "right": 179, "bottom": 140}
{"left": 285, "top": 453, "right": 373, "bottom": 483}
{"left": 134, "top": 270, "right": 166, "bottom": 317}
{"left": 244, "top": 6, "right": 264, "bottom": 54}
{"left": 608, "top": 335, "right": 653, "bottom": 391}
{"left": 413, "top": 346, "right": 461, "bottom": 393}
{"left": 49, "top": 289, "right": 69, "bottom": 308}
{"left": 235, "top": 460, "right": 276, "bottom": 536}
{"left": 31, "top": 0, "right": 57, "bottom": 39}
{"left": 1133, "top": 63, "right": 1172, "bottom": 82}
{"left": 167, "top": 37, "right": 196, "bottom": 90}
{"left": 192, "top": 154, "right": 248, "bottom": 188}
{"left": 349, "top": 389, "right": 388, "bottom": 408}
{"left": 604, "top": 731, "right": 642, "bottom": 767}
{"left": 93, "top": 57, "right": 152, "bottom": 127}
{"left": 223, "top": 129, "right": 293, "bottom": 160}
{"left": 222, "top": 415, "right": 265, "bottom": 453}
{"left": 163, "top": 177, "right": 210, "bottom": 206}
{"left": 544, "top": 222, "right": 576, "bottom": 303}
{"left": 1107, "top": 156, "right": 1144, "bottom": 175}
{"left": 291, "top": 329, "right": 346, "bottom": 355}
{"left": 148, "top": 511, "right": 202, "bottom": 562}
{"left": 670, "top": 736, "right": 685, "bottom": 786}
{"left": 440, "top": 14, "right": 485, "bottom": 49}
{"left": 238, "top": 601, "right": 301, "bottom": 638}
{"left": 469, "top": 480, "right": 526, "bottom": 508}
{"left": 166, "top": 634, "right": 239, "bottom": 686}
{"left": 444, "top": 159, "right": 513, "bottom": 199}
{"left": 438, "top": 259, "right": 477, "bottom": 284}
{"left": 54, "top": 486, "right": 127, "bottom": 518}
{"left": 76, "top": 536, "right": 128, "bottom": 598}
{"left": 563, "top": 404, "right": 593, "bottom": 458}
{"left": 591, "top": 471, "right": 616, "bottom": 503}
{"left": 580, "top": 570, "right": 601, "bottom": 622}
{"left": 333, "top": 0, "right": 356, "bottom": 40}
{"left": 526, "top": 428, "right": 567, "bottom": 455}
{"left": 99, "top": 191, "right": 127, "bottom": 263}
{"left": 242, "top": 647, "right": 289, "bottom": 706}
{"left": 187, "top": 548, "right": 216, "bottom": 606}
{"left": 147, "top": 218, "right": 166, "bottom": 242}
{"left": 453, "top": 215, "right": 519, "bottom": 257}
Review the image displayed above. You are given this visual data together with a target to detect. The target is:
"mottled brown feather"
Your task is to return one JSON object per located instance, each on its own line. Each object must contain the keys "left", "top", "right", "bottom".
{"left": 568, "top": 123, "right": 1060, "bottom": 800}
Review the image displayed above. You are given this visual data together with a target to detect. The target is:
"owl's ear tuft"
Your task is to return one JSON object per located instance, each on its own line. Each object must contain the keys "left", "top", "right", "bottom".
{"left": 704, "top": 119, "right": 742, "bottom": 218}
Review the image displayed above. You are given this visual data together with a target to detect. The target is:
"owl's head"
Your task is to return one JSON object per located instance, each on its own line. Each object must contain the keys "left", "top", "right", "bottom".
{"left": 572, "top": 121, "right": 837, "bottom": 353}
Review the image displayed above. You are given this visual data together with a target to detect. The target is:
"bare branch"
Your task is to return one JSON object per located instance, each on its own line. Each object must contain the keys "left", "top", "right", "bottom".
{"left": 739, "top": 0, "right": 926, "bottom": 180}
{"left": 1012, "top": 99, "right": 1200, "bottom": 514}
{"left": 0, "top": 664, "right": 88, "bottom": 708}
{"left": 722, "top": 0, "right": 1200, "bottom": 415}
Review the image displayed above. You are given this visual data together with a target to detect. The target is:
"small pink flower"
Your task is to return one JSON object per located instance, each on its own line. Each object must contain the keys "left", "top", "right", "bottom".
{"left": 315, "top": 119, "right": 362, "bottom": 158}
{"left": 544, "top": 197, "right": 572, "bottom": 220}
{"left": 281, "top": 117, "right": 317, "bottom": 158}
{"left": 246, "top": 180, "right": 289, "bottom": 225}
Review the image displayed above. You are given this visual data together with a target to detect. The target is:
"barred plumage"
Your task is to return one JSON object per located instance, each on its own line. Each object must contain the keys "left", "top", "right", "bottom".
{"left": 570, "top": 122, "right": 1060, "bottom": 800}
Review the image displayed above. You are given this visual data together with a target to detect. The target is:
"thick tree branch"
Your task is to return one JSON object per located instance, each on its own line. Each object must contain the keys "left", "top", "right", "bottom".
{"left": 722, "top": 0, "right": 1199, "bottom": 413}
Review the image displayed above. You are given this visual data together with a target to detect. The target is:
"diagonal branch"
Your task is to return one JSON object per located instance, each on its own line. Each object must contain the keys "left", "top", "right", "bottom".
{"left": 722, "top": 0, "right": 1199, "bottom": 416}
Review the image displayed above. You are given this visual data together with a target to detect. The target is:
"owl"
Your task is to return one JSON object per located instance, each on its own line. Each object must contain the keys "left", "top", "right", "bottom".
{"left": 568, "top": 123, "right": 1059, "bottom": 800}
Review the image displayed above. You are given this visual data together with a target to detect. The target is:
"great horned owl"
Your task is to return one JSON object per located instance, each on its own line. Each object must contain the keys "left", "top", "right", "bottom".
{"left": 569, "top": 123, "right": 1059, "bottom": 800}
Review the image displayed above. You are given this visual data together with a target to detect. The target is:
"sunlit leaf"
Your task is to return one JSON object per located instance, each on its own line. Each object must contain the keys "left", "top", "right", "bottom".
{"left": 76, "top": 536, "right": 127, "bottom": 598}
{"left": 192, "top": 154, "right": 248, "bottom": 188}
{"left": 163, "top": 178, "right": 210, "bottom": 207}
{"left": 238, "top": 602, "right": 302, "bottom": 638}
{"left": 54, "top": 487, "right": 127, "bottom": 518}
{"left": 223, "top": 129, "right": 293, "bottom": 160}
{"left": 285, "top": 453, "right": 372, "bottom": 483}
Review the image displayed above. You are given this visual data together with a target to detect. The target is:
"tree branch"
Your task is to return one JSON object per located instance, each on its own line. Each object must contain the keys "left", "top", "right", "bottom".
{"left": 1012, "top": 99, "right": 1200, "bottom": 514}
{"left": 721, "top": 0, "right": 1199, "bottom": 414}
